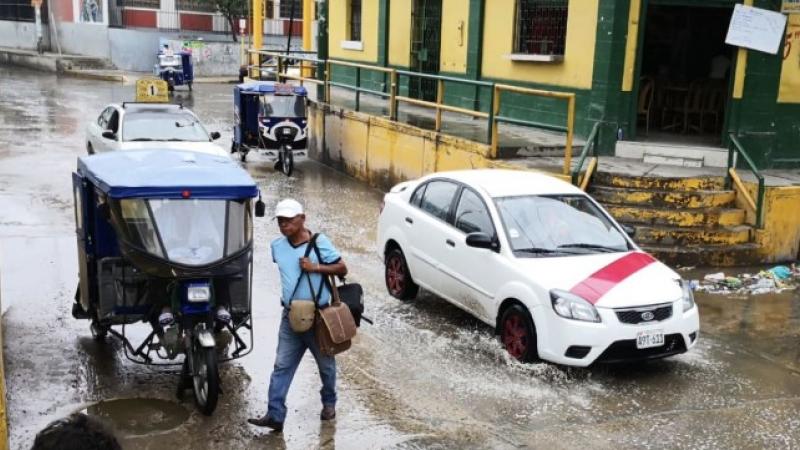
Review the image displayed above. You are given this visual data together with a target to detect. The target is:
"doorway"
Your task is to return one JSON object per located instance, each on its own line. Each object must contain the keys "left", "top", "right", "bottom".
{"left": 634, "top": 3, "right": 735, "bottom": 146}
{"left": 410, "top": 0, "right": 442, "bottom": 101}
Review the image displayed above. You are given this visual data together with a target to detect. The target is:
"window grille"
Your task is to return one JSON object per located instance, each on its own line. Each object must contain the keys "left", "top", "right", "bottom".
{"left": 279, "top": 0, "right": 301, "bottom": 18}
{"left": 177, "top": 0, "right": 215, "bottom": 12}
{"left": 0, "top": 0, "right": 47, "bottom": 22}
{"left": 349, "top": 0, "right": 361, "bottom": 41}
{"left": 514, "top": 0, "right": 568, "bottom": 55}
{"left": 119, "top": 0, "right": 160, "bottom": 8}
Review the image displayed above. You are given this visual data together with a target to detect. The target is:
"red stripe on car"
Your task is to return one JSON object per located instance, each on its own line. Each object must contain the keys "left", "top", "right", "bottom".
{"left": 569, "top": 252, "right": 656, "bottom": 304}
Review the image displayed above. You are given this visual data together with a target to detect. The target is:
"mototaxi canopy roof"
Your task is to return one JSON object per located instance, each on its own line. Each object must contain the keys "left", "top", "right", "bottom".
{"left": 77, "top": 150, "right": 259, "bottom": 199}
{"left": 235, "top": 81, "right": 308, "bottom": 97}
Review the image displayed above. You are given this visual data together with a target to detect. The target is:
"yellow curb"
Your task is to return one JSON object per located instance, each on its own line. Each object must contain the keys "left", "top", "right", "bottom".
{"left": 62, "top": 69, "right": 126, "bottom": 83}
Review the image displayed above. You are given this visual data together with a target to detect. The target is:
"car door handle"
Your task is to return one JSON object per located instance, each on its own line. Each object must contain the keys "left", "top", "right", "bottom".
{"left": 446, "top": 239, "right": 455, "bottom": 247}
{"left": 405, "top": 217, "right": 413, "bottom": 224}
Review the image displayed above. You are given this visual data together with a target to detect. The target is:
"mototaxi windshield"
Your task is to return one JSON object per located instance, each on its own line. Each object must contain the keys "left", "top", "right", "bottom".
{"left": 113, "top": 198, "right": 253, "bottom": 266}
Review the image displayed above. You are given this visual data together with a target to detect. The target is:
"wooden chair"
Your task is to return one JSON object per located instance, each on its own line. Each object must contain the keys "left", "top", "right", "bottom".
{"left": 682, "top": 79, "right": 707, "bottom": 134}
{"left": 637, "top": 77, "right": 655, "bottom": 135}
{"left": 700, "top": 82, "right": 726, "bottom": 133}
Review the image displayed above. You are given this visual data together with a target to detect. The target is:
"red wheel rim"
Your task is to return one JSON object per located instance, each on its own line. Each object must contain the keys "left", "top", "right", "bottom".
{"left": 502, "top": 314, "right": 528, "bottom": 360}
{"left": 387, "top": 255, "right": 405, "bottom": 296}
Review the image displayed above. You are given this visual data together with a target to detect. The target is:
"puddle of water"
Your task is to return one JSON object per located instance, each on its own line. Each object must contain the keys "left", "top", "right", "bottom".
{"left": 83, "top": 398, "right": 189, "bottom": 436}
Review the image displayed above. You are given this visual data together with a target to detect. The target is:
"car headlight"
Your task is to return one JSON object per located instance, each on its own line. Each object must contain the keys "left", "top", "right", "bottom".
{"left": 680, "top": 279, "right": 695, "bottom": 312}
{"left": 550, "top": 289, "right": 601, "bottom": 323}
{"left": 187, "top": 285, "right": 211, "bottom": 303}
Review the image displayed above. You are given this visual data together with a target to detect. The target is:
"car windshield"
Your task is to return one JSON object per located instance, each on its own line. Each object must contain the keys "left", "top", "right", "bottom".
{"left": 494, "top": 194, "right": 630, "bottom": 256}
{"left": 122, "top": 111, "right": 210, "bottom": 142}
{"left": 260, "top": 95, "right": 305, "bottom": 118}
{"left": 117, "top": 198, "right": 252, "bottom": 266}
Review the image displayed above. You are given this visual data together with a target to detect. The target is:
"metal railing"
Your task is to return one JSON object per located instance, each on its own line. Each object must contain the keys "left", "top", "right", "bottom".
{"left": 245, "top": 51, "right": 578, "bottom": 175}
{"left": 727, "top": 133, "right": 765, "bottom": 229}
{"left": 570, "top": 121, "right": 600, "bottom": 190}
{"left": 248, "top": 50, "right": 325, "bottom": 87}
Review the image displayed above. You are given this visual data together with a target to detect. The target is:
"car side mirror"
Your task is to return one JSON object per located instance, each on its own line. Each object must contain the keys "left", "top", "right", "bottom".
{"left": 210, "top": 131, "right": 221, "bottom": 140}
{"left": 466, "top": 232, "right": 499, "bottom": 252}
{"left": 101, "top": 130, "right": 116, "bottom": 140}
{"left": 255, "top": 198, "right": 266, "bottom": 218}
{"left": 622, "top": 224, "right": 636, "bottom": 238}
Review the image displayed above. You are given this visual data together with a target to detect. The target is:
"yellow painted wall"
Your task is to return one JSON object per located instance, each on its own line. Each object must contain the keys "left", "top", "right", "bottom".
{"left": 621, "top": 0, "right": 641, "bottom": 92}
{"left": 308, "top": 103, "right": 568, "bottom": 192}
{"left": 329, "top": 0, "right": 380, "bottom": 63}
{"left": 389, "top": 0, "right": 412, "bottom": 67}
{"left": 439, "top": 0, "right": 469, "bottom": 73}
{"left": 778, "top": 15, "right": 800, "bottom": 103}
{"left": 481, "top": 0, "right": 598, "bottom": 89}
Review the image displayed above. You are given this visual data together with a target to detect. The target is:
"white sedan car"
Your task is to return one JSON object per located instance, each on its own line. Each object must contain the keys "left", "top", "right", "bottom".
{"left": 377, "top": 169, "right": 699, "bottom": 367}
{"left": 86, "top": 103, "right": 228, "bottom": 157}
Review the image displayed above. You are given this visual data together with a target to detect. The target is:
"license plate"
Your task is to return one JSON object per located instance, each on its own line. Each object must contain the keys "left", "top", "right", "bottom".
{"left": 282, "top": 128, "right": 292, "bottom": 135}
{"left": 636, "top": 329, "right": 664, "bottom": 349}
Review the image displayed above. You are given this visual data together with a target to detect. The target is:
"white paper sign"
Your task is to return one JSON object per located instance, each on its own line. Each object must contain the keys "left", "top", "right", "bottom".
{"left": 725, "top": 4, "right": 788, "bottom": 55}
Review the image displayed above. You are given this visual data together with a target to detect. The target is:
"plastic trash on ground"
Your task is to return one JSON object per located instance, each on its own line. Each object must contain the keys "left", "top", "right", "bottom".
{"left": 693, "top": 264, "right": 800, "bottom": 295}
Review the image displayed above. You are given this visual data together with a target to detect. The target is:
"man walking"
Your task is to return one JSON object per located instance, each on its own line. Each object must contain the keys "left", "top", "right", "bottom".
{"left": 248, "top": 198, "right": 347, "bottom": 432}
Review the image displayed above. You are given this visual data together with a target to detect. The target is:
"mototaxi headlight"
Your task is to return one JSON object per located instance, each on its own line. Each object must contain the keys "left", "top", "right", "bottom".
{"left": 680, "top": 279, "right": 695, "bottom": 312}
{"left": 550, "top": 289, "right": 601, "bottom": 323}
{"left": 187, "top": 285, "right": 211, "bottom": 303}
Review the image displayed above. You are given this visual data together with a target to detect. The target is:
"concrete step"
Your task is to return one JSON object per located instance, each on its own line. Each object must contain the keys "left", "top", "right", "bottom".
{"left": 605, "top": 204, "right": 745, "bottom": 228}
{"left": 593, "top": 172, "right": 726, "bottom": 191}
{"left": 644, "top": 243, "right": 761, "bottom": 268}
{"left": 631, "top": 224, "right": 752, "bottom": 246}
{"left": 590, "top": 185, "right": 736, "bottom": 209}
{"left": 615, "top": 141, "right": 728, "bottom": 168}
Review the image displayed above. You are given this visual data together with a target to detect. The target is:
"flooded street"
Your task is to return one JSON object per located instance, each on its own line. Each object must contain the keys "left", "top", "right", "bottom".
{"left": 1, "top": 67, "right": 800, "bottom": 449}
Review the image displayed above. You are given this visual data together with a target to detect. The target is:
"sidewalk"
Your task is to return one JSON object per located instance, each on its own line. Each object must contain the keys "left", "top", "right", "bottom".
{"left": 0, "top": 47, "right": 239, "bottom": 84}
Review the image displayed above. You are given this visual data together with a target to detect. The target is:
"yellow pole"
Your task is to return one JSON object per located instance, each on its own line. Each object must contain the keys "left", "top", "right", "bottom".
{"left": 435, "top": 79, "right": 444, "bottom": 132}
{"left": 491, "top": 86, "right": 500, "bottom": 158}
{"left": 564, "top": 95, "right": 575, "bottom": 176}
{"left": 302, "top": 0, "right": 314, "bottom": 78}
{"left": 389, "top": 70, "right": 397, "bottom": 120}
{"left": 250, "top": 0, "right": 264, "bottom": 78}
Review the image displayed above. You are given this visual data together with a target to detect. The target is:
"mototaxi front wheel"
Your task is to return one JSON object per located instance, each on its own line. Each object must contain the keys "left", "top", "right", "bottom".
{"left": 280, "top": 146, "right": 293, "bottom": 177}
{"left": 190, "top": 338, "right": 219, "bottom": 415}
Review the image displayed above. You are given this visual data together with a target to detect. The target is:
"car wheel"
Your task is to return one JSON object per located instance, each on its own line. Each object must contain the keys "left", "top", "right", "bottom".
{"left": 385, "top": 248, "right": 419, "bottom": 300}
{"left": 500, "top": 304, "right": 538, "bottom": 362}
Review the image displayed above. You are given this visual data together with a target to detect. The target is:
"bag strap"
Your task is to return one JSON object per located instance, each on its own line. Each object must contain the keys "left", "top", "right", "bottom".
{"left": 288, "top": 232, "right": 320, "bottom": 302}
{"left": 311, "top": 238, "right": 341, "bottom": 306}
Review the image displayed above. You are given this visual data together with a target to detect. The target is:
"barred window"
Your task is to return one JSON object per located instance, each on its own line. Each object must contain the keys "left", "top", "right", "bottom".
{"left": 348, "top": 0, "right": 361, "bottom": 41}
{"left": 266, "top": 0, "right": 274, "bottom": 19}
{"left": 514, "top": 0, "right": 568, "bottom": 56}
{"left": 119, "top": 0, "right": 160, "bottom": 8}
{"left": 279, "top": 0, "right": 301, "bottom": 18}
{"left": 0, "top": 0, "right": 47, "bottom": 21}
{"left": 177, "top": 0, "right": 215, "bottom": 12}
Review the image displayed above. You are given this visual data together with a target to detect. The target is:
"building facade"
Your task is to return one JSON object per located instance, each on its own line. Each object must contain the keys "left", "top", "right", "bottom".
{"left": 325, "top": 0, "right": 800, "bottom": 169}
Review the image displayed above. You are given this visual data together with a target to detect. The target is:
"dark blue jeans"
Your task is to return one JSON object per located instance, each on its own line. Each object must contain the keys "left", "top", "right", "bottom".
{"left": 267, "top": 311, "right": 337, "bottom": 422}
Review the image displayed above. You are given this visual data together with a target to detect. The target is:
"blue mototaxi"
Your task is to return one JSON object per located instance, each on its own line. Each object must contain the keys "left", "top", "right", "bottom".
{"left": 71, "top": 149, "right": 265, "bottom": 415}
{"left": 154, "top": 50, "right": 194, "bottom": 92}
{"left": 231, "top": 81, "right": 308, "bottom": 164}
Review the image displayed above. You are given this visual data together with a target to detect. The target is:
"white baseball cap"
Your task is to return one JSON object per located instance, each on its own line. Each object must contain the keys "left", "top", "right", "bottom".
{"left": 274, "top": 198, "right": 304, "bottom": 218}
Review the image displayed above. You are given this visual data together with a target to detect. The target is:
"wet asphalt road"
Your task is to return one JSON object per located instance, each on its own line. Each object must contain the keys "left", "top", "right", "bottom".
{"left": 1, "top": 67, "right": 800, "bottom": 450}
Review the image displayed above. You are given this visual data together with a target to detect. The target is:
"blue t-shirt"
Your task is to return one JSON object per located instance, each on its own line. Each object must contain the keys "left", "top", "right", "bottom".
{"left": 271, "top": 233, "right": 341, "bottom": 308}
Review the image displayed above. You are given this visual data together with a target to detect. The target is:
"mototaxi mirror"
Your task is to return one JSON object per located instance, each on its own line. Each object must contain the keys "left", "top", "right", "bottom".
{"left": 102, "top": 130, "right": 116, "bottom": 140}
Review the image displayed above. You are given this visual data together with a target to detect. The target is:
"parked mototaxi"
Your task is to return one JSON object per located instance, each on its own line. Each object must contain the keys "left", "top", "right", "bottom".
{"left": 231, "top": 81, "right": 308, "bottom": 176}
{"left": 71, "top": 149, "right": 265, "bottom": 415}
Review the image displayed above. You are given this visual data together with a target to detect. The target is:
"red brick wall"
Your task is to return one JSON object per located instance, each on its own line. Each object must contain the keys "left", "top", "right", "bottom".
{"left": 180, "top": 13, "right": 212, "bottom": 31}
